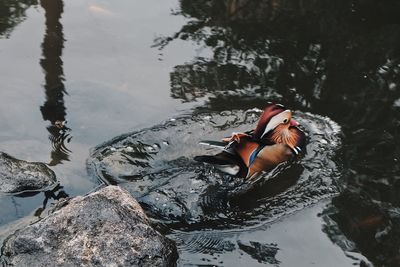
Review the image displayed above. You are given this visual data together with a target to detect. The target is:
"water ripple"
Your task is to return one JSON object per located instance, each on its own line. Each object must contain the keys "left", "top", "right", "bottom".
{"left": 88, "top": 108, "right": 342, "bottom": 229}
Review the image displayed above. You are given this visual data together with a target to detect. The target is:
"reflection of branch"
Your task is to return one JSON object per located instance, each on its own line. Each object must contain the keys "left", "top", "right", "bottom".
{"left": 11, "top": 197, "right": 22, "bottom": 218}
{"left": 153, "top": 20, "right": 207, "bottom": 50}
{"left": 39, "top": 0, "right": 71, "bottom": 165}
{"left": 33, "top": 184, "right": 69, "bottom": 218}
{"left": 169, "top": 61, "right": 265, "bottom": 102}
{"left": 47, "top": 124, "right": 72, "bottom": 166}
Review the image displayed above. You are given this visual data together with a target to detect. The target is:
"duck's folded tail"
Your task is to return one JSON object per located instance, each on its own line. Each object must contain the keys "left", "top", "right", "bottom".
{"left": 193, "top": 155, "right": 230, "bottom": 165}
{"left": 194, "top": 152, "right": 248, "bottom": 177}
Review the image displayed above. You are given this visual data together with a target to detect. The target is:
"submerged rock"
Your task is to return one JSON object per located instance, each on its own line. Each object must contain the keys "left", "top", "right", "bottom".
{"left": 322, "top": 189, "right": 400, "bottom": 267}
{"left": 1, "top": 186, "right": 178, "bottom": 267}
{"left": 0, "top": 152, "right": 57, "bottom": 194}
{"left": 88, "top": 109, "right": 342, "bottom": 229}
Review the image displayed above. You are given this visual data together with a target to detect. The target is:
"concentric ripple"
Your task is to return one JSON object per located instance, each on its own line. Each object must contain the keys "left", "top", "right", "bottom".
{"left": 88, "top": 109, "right": 342, "bottom": 229}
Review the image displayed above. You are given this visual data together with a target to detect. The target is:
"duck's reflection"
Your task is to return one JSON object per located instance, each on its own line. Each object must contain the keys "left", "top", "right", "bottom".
{"left": 39, "top": 0, "right": 71, "bottom": 166}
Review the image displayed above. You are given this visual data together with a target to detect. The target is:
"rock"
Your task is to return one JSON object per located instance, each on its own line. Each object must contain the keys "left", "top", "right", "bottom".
{"left": 88, "top": 109, "right": 342, "bottom": 229}
{"left": 0, "top": 152, "right": 57, "bottom": 194}
{"left": 1, "top": 186, "right": 178, "bottom": 267}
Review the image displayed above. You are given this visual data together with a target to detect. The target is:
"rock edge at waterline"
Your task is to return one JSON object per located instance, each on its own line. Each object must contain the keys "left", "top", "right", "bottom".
{"left": 1, "top": 185, "right": 178, "bottom": 267}
{"left": 0, "top": 152, "right": 57, "bottom": 194}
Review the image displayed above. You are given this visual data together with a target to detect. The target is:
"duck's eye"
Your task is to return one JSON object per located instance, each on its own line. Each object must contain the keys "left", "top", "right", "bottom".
{"left": 283, "top": 119, "right": 288, "bottom": 124}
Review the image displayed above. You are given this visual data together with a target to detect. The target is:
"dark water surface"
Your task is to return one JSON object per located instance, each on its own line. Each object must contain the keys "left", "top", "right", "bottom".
{"left": 1, "top": 0, "right": 400, "bottom": 266}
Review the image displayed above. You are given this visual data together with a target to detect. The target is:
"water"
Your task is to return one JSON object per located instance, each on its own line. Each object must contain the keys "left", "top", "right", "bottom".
{"left": 88, "top": 109, "right": 341, "bottom": 230}
{"left": 1, "top": 0, "right": 400, "bottom": 266}
{"left": 0, "top": 0, "right": 200, "bottom": 237}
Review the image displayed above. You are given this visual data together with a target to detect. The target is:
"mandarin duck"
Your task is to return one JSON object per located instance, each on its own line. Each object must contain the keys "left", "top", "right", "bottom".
{"left": 195, "top": 103, "right": 306, "bottom": 179}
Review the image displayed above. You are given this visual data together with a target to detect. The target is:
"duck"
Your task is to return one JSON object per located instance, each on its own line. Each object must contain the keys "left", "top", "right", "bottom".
{"left": 194, "top": 103, "right": 306, "bottom": 179}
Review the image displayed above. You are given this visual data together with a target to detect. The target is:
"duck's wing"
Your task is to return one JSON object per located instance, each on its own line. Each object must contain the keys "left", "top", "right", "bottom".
{"left": 196, "top": 132, "right": 256, "bottom": 177}
{"left": 194, "top": 151, "right": 248, "bottom": 177}
{"left": 246, "top": 143, "right": 293, "bottom": 179}
{"left": 234, "top": 140, "right": 261, "bottom": 167}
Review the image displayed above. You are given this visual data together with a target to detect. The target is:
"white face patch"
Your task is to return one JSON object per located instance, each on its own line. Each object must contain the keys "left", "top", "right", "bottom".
{"left": 260, "top": 109, "right": 292, "bottom": 138}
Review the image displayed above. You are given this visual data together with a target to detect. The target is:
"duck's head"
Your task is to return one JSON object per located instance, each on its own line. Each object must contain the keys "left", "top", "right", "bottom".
{"left": 254, "top": 103, "right": 305, "bottom": 154}
{"left": 254, "top": 103, "right": 298, "bottom": 139}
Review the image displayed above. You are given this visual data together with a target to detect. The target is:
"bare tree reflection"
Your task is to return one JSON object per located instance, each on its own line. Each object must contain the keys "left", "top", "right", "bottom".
{"left": 39, "top": 0, "right": 71, "bottom": 166}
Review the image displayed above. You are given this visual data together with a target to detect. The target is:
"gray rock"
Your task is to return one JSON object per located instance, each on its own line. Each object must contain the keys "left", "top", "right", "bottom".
{"left": 0, "top": 152, "right": 57, "bottom": 194}
{"left": 1, "top": 186, "right": 178, "bottom": 267}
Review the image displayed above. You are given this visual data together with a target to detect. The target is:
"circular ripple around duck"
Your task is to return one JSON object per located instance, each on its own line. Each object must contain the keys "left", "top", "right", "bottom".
{"left": 88, "top": 109, "right": 342, "bottom": 229}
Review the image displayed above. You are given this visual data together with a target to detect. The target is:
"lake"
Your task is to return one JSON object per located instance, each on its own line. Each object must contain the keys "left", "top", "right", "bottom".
{"left": 1, "top": 0, "right": 399, "bottom": 266}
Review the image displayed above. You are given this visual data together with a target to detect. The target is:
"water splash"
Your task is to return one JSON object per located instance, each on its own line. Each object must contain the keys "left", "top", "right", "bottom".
{"left": 88, "top": 108, "right": 341, "bottom": 229}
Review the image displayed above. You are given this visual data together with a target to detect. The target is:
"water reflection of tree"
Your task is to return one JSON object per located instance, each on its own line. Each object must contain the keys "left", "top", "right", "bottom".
{"left": 157, "top": 0, "right": 400, "bottom": 265}
{"left": 40, "top": 0, "right": 71, "bottom": 166}
{"left": 0, "top": 0, "right": 37, "bottom": 38}
{"left": 161, "top": 0, "right": 400, "bottom": 113}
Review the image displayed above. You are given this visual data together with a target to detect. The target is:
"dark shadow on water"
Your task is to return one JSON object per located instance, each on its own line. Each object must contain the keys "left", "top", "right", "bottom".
{"left": 0, "top": 185, "right": 69, "bottom": 229}
{"left": 155, "top": 0, "right": 400, "bottom": 265}
{"left": 229, "top": 163, "right": 303, "bottom": 210}
{"left": 40, "top": 0, "right": 71, "bottom": 166}
{"left": 33, "top": 184, "right": 69, "bottom": 218}
{"left": 12, "top": 184, "right": 69, "bottom": 218}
